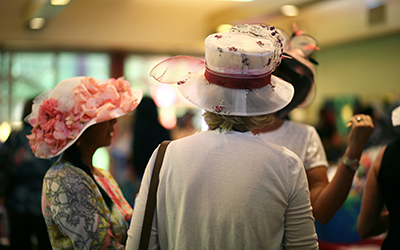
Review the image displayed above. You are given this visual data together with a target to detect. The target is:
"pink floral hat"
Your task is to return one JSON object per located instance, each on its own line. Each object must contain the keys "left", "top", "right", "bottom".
{"left": 150, "top": 24, "right": 294, "bottom": 116}
{"left": 25, "top": 76, "right": 143, "bottom": 159}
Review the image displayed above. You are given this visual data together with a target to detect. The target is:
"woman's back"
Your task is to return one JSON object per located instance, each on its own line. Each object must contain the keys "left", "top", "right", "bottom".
{"left": 128, "top": 130, "right": 318, "bottom": 250}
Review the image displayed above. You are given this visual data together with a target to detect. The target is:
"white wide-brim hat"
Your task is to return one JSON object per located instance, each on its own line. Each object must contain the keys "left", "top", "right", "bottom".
{"left": 25, "top": 76, "right": 143, "bottom": 159}
{"left": 150, "top": 24, "right": 294, "bottom": 116}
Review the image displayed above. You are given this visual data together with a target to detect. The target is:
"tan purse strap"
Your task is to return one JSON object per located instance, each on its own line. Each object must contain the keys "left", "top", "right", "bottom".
{"left": 139, "top": 140, "right": 171, "bottom": 250}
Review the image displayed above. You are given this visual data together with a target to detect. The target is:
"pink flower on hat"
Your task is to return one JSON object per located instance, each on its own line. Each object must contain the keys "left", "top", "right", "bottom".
{"left": 53, "top": 121, "right": 68, "bottom": 140}
{"left": 26, "top": 124, "right": 43, "bottom": 151}
{"left": 101, "top": 85, "right": 119, "bottom": 104}
{"left": 108, "top": 77, "right": 130, "bottom": 92}
{"left": 120, "top": 91, "right": 138, "bottom": 113}
{"left": 37, "top": 99, "right": 63, "bottom": 134}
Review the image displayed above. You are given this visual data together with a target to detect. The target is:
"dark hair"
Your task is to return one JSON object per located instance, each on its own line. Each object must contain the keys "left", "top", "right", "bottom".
{"left": 135, "top": 96, "right": 159, "bottom": 123}
{"left": 273, "top": 53, "right": 314, "bottom": 119}
{"left": 63, "top": 143, "right": 113, "bottom": 209}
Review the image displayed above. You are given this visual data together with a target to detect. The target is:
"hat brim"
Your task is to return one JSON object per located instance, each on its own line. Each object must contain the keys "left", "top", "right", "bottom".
{"left": 177, "top": 69, "right": 294, "bottom": 116}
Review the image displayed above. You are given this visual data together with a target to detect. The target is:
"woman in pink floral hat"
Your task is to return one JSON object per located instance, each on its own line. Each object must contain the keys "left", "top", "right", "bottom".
{"left": 25, "top": 76, "right": 142, "bottom": 249}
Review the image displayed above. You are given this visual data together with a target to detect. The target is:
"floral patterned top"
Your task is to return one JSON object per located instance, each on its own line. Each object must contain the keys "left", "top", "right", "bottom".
{"left": 42, "top": 160, "right": 132, "bottom": 249}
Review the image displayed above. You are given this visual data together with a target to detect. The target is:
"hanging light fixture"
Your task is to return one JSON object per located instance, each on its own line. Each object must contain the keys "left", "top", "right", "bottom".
{"left": 29, "top": 17, "right": 46, "bottom": 29}
{"left": 51, "top": 0, "right": 71, "bottom": 6}
{"left": 280, "top": 5, "right": 299, "bottom": 17}
{"left": 25, "top": 0, "right": 75, "bottom": 30}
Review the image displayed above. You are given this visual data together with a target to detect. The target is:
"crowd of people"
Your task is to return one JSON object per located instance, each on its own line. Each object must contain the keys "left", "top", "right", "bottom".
{"left": 0, "top": 23, "right": 398, "bottom": 249}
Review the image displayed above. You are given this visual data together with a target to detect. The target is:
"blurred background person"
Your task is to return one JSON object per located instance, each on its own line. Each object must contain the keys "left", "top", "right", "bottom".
{"left": 358, "top": 104, "right": 400, "bottom": 249}
{"left": 0, "top": 98, "right": 54, "bottom": 250}
{"left": 130, "top": 96, "right": 171, "bottom": 182}
{"left": 108, "top": 114, "right": 141, "bottom": 207}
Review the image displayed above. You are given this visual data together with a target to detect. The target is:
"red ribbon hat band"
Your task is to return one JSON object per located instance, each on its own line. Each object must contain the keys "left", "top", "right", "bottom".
{"left": 204, "top": 67, "right": 272, "bottom": 90}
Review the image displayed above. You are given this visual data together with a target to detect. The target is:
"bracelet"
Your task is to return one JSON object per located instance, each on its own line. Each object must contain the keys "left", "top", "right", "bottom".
{"left": 340, "top": 156, "right": 360, "bottom": 171}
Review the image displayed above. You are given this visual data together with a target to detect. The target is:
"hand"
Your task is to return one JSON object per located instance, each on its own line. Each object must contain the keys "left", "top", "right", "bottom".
{"left": 345, "top": 114, "right": 374, "bottom": 158}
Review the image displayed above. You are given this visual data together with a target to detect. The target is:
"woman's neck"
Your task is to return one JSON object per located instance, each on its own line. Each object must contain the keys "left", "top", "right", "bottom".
{"left": 252, "top": 116, "right": 285, "bottom": 134}
{"left": 77, "top": 145, "right": 96, "bottom": 171}
{"left": 80, "top": 155, "right": 94, "bottom": 170}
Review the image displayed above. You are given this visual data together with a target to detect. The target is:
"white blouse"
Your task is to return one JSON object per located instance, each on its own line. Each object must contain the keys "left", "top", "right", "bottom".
{"left": 258, "top": 120, "right": 329, "bottom": 170}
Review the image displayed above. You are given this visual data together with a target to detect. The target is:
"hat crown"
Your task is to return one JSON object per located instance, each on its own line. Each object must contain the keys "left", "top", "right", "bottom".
{"left": 205, "top": 24, "right": 284, "bottom": 76}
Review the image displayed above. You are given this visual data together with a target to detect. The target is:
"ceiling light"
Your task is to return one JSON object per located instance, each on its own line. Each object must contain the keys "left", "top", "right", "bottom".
{"left": 280, "top": 5, "right": 299, "bottom": 17}
{"left": 29, "top": 17, "right": 46, "bottom": 30}
{"left": 51, "top": 0, "right": 71, "bottom": 5}
{"left": 216, "top": 24, "right": 233, "bottom": 33}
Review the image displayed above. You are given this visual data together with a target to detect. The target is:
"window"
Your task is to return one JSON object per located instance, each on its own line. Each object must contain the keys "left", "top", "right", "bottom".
{"left": 0, "top": 51, "right": 110, "bottom": 127}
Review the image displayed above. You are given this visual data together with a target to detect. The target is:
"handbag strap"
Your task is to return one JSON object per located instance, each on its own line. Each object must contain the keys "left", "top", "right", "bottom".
{"left": 139, "top": 140, "right": 171, "bottom": 250}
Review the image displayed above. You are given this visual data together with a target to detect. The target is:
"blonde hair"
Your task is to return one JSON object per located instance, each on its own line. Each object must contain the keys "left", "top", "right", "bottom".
{"left": 203, "top": 111, "right": 274, "bottom": 132}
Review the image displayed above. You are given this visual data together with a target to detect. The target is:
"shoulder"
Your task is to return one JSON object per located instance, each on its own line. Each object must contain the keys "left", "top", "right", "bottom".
{"left": 43, "top": 162, "right": 97, "bottom": 200}
{"left": 371, "top": 145, "right": 387, "bottom": 176}
{"left": 281, "top": 146, "right": 304, "bottom": 168}
{"left": 287, "top": 121, "right": 321, "bottom": 145}
{"left": 95, "top": 168, "right": 115, "bottom": 180}
{"left": 45, "top": 161, "right": 89, "bottom": 182}
{"left": 253, "top": 134, "right": 305, "bottom": 172}
{"left": 286, "top": 120, "right": 314, "bottom": 132}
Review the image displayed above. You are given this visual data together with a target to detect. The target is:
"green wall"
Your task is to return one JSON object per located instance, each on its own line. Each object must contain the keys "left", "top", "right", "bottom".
{"left": 299, "top": 32, "right": 400, "bottom": 125}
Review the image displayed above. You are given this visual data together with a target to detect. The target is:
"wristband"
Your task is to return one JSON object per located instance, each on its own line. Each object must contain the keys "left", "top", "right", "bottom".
{"left": 340, "top": 156, "right": 359, "bottom": 171}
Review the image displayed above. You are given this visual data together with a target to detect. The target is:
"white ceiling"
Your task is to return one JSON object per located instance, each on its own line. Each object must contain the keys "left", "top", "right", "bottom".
{"left": 0, "top": 0, "right": 399, "bottom": 55}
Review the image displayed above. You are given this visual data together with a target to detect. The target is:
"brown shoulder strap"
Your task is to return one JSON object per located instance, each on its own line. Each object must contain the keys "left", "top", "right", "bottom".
{"left": 139, "top": 140, "right": 171, "bottom": 250}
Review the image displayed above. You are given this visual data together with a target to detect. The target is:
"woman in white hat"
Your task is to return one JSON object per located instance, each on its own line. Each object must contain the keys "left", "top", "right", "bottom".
{"left": 25, "top": 77, "right": 143, "bottom": 249}
{"left": 126, "top": 24, "right": 318, "bottom": 250}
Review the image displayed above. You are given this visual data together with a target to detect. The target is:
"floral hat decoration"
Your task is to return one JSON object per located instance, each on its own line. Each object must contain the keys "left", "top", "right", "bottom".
{"left": 149, "top": 23, "right": 294, "bottom": 116}
{"left": 273, "top": 23, "right": 320, "bottom": 118}
{"left": 25, "top": 76, "right": 143, "bottom": 159}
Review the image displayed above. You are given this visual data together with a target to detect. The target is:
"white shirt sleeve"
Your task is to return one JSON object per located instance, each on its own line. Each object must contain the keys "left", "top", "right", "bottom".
{"left": 282, "top": 153, "right": 319, "bottom": 250}
{"left": 304, "top": 126, "right": 329, "bottom": 170}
